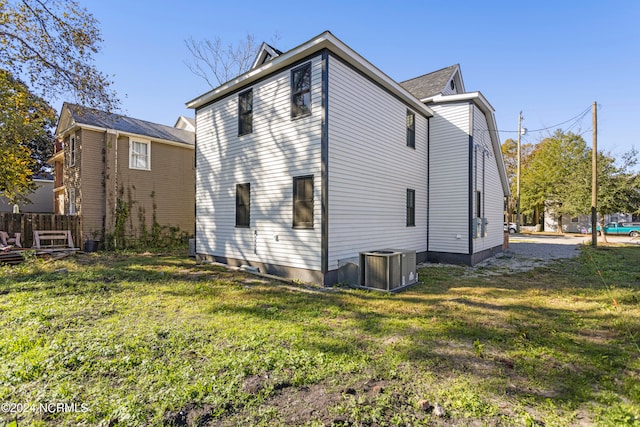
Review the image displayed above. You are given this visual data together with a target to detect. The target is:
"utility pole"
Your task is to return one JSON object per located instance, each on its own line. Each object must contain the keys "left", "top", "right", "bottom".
{"left": 516, "top": 112, "right": 523, "bottom": 231}
{"left": 591, "top": 101, "right": 598, "bottom": 247}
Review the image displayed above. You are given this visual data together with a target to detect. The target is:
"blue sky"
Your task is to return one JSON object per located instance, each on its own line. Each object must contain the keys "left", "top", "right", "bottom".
{"left": 80, "top": 0, "right": 639, "bottom": 163}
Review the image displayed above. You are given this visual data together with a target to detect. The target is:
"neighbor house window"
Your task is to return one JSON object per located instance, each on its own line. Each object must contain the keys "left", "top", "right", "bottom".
{"left": 291, "top": 63, "right": 311, "bottom": 118}
{"left": 69, "top": 133, "right": 77, "bottom": 166}
{"left": 130, "top": 139, "right": 150, "bottom": 170}
{"left": 235, "top": 183, "right": 250, "bottom": 227}
{"left": 238, "top": 89, "right": 253, "bottom": 136}
{"left": 406, "top": 111, "right": 415, "bottom": 148}
{"left": 293, "top": 175, "right": 313, "bottom": 228}
{"left": 406, "top": 189, "right": 415, "bottom": 226}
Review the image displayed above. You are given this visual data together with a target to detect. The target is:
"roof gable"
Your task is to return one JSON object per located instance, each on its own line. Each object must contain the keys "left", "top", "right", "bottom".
{"left": 400, "top": 64, "right": 464, "bottom": 100}
{"left": 58, "top": 103, "right": 194, "bottom": 146}
{"left": 174, "top": 116, "right": 195, "bottom": 132}
{"left": 250, "top": 42, "right": 283, "bottom": 69}
{"left": 188, "top": 31, "right": 433, "bottom": 118}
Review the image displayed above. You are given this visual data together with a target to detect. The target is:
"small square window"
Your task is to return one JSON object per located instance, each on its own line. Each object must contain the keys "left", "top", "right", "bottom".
{"left": 293, "top": 176, "right": 313, "bottom": 228}
{"left": 291, "top": 63, "right": 311, "bottom": 118}
{"left": 406, "top": 111, "right": 415, "bottom": 148}
{"left": 130, "top": 140, "right": 150, "bottom": 170}
{"left": 236, "top": 183, "right": 250, "bottom": 227}
{"left": 238, "top": 89, "right": 253, "bottom": 136}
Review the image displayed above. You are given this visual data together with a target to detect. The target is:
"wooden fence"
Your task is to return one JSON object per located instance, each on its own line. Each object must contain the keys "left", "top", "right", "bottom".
{"left": 0, "top": 213, "right": 81, "bottom": 249}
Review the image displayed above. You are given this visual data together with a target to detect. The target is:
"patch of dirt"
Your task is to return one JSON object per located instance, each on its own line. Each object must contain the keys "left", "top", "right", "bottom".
{"left": 419, "top": 253, "right": 554, "bottom": 278}
{"left": 163, "top": 403, "right": 217, "bottom": 426}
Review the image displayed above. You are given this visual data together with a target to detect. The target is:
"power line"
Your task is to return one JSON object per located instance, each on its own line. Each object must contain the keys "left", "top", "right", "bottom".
{"left": 496, "top": 104, "right": 595, "bottom": 134}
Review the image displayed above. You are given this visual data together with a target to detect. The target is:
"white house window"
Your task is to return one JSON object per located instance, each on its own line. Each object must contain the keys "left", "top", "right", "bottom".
{"left": 130, "top": 139, "right": 150, "bottom": 170}
{"left": 406, "top": 110, "right": 415, "bottom": 148}
{"left": 293, "top": 175, "right": 313, "bottom": 228}
{"left": 238, "top": 89, "right": 253, "bottom": 136}
{"left": 235, "top": 183, "right": 251, "bottom": 227}
{"left": 291, "top": 63, "right": 311, "bottom": 118}
{"left": 69, "top": 188, "right": 76, "bottom": 215}
{"left": 406, "top": 189, "right": 415, "bottom": 227}
{"left": 69, "top": 133, "right": 77, "bottom": 166}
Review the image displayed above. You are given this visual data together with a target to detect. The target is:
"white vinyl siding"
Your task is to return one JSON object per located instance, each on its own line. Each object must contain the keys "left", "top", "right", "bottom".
{"left": 196, "top": 55, "right": 324, "bottom": 271}
{"left": 327, "top": 57, "right": 428, "bottom": 271}
{"left": 428, "top": 102, "right": 471, "bottom": 254}
{"left": 472, "top": 104, "right": 504, "bottom": 252}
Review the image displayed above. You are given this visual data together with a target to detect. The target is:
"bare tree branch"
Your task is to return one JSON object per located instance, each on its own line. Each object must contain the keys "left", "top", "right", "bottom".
{"left": 184, "top": 33, "right": 280, "bottom": 88}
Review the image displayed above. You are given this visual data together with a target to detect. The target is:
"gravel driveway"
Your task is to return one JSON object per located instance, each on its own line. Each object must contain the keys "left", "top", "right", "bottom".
{"left": 468, "top": 234, "right": 639, "bottom": 275}
{"left": 507, "top": 234, "right": 585, "bottom": 260}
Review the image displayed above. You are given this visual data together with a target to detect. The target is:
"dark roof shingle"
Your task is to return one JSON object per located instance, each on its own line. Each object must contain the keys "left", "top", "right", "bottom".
{"left": 66, "top": 103, "right": 194, "bottom": 146}
{"left": 399, "top": 64, "right": 458, "bottom": 100}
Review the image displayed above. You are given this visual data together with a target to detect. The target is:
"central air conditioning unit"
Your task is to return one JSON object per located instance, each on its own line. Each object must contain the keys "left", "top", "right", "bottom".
{"left": 360, "top": 250, "right": 402, "bottom": 291}
{"left": 359, "top": 249, "right": 418, "bottom": 292}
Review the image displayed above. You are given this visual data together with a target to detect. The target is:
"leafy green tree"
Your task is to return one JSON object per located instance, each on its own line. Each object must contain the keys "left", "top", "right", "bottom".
{"left": 520, "top": 129, "right": 640, "bottom": 236}
{"left": 593, "top": 149, "right": 640, "bottom": 242}
{"left": 520, "top": 130, "right": 589, "bottom": 231}
{"left": 0, "top": 0, "right": 118, "bottom": 111}
{"left": 0, "top": 70, "right": 56, "bottom": 204}
{"left": 501, "top": 138, "right": 533, "bottom": 222}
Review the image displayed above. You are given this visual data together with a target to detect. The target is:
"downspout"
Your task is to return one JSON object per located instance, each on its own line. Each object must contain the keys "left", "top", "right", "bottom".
{"left": 106, "top": 129, "right": 119, "bottom": 247}
{"left": 320, "top": 49, "right": 330, "bottom": 282}
{"left": 468, "top": 103, "right": 474, "bottom": 259}
{"left": 426, "top": 116, "right": 430, "bottom": 257}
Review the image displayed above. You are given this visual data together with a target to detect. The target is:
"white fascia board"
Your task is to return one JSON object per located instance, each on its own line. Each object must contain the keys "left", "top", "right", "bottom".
{"left": 58, "top": 123, "right": 194, "bottom": 150}
{"left": 186, "top": 31, "right": 433, "bottom": 117}
{"left": 427, "top": 92, "right": 510, "bottom": 196}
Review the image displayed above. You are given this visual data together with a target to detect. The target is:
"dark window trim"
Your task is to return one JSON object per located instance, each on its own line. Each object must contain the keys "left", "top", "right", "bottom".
{"left": 406, "top": 189, "right": 416, "bottom": 227}
{"left": 235, "top": 183, "right": 251, "bottom": 227}
{"left": 291, "top": 62, "right": 312, "bottom": 120}
{"left": 238, "top": 89, "right": 253, "bottom": 136}
{"left": 293, "top": 175, "right": 314, "bottom": 229}
{"left": 406, "top": 110, "right": 415, "bottom": 149}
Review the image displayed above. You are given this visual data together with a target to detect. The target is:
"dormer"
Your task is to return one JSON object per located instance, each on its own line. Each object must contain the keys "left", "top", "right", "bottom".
{"left": 250, "top": 42, "right": 283, "bottom": 70}
{"left": 399, "top": 64, "right": 466, "bottom": 100}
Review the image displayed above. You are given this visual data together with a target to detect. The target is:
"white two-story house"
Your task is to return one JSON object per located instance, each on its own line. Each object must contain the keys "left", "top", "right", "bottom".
{"left": 187, "top": 31, "right": 509, "bottom": 285}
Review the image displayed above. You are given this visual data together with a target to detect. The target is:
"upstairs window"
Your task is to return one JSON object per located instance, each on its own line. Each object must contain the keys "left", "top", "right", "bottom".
{"left": 235, "top": 183, "right": 250, "bottom": 227}
{"left": 293, "top": 175, "right": 313, "bottom": 228}
{"left": 406, "top": 110, "right": 415, "bottom": 148}
{"left": 238, "top": 89, "right": 253, "bottom": 136}
{"left": 69, "top": 133, "right": 77, "bottom": 166}
{"left": 130, "top": 139, "right": 150, "bottom": 170}
{"left": 291, "top": 63, "right": 311, "bottom": 118}
{"left": 406, "top": 189, "right": 416, "bottom": 227}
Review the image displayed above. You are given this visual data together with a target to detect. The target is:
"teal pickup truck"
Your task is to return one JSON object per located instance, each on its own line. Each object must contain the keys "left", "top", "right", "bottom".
{"left": 594, "top": 222, "right": 640, "bottom": 237}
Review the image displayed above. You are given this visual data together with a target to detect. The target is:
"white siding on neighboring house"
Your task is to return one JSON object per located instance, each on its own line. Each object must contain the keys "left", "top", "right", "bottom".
{"left": 471, "top": 104, "right": 503, "bottom": 253}
{"left": 428, "top": 102, "right": 471, "bottom": 254}
{"left": 196, "top": 54, "right": 324, "bottom": 272}
{"left": 327, "top": 56, "right": 428, "bottom": 269}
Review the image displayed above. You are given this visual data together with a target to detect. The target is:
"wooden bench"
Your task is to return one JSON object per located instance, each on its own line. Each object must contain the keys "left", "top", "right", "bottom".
{"left": 0, "top": 231, "right": 21, "bottom": 248}
{"left": 33, "top": 230, "right": 74, "bottom": 249}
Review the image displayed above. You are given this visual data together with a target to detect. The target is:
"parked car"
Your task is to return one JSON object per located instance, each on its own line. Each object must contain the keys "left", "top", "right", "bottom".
{"left": 504, "top": 222, "right": 518, "bottom": 234}
{"left": 590, "top": 222, "right": 640, "bottom": 237}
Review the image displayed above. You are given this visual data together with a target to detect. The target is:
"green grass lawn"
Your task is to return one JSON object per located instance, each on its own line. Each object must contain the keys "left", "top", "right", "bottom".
{"left": 0, "top": 246, "right": 639, "bottom": 426}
